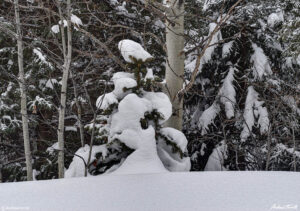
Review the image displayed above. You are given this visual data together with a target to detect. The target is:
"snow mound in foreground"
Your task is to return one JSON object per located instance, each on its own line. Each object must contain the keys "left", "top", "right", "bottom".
{"left": 0, "top": 172, "right": 299, "bottom": 211}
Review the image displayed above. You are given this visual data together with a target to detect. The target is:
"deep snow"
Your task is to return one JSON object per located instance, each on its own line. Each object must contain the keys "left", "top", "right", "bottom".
{"left": 0, "top": 172, "right": 299, "bottom": 211}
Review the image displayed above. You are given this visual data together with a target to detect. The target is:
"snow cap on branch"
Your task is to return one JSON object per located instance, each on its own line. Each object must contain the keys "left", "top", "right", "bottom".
{"left": 118, "top": 39, "right": 153, "bottom": 63}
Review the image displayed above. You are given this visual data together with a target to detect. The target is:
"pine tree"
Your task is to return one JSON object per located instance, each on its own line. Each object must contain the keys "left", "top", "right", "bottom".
{"left": 184, "top": 0, "right": 300, "bottom": 171}
{"left": 65, "top": 39, "right": 190, "bottom": 176}
{"left": 281, "top": 0, "right": 300, "bottom": 61}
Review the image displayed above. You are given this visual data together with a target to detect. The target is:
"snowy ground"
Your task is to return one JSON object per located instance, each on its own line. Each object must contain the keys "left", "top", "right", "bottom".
{"left": 0, "top": 172, "right": 299, "bottom": 211}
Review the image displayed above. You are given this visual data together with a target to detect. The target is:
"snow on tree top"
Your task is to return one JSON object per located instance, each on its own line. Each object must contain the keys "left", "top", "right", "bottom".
{"left": 118, "top": 39, "right": 153, "bottom": 63}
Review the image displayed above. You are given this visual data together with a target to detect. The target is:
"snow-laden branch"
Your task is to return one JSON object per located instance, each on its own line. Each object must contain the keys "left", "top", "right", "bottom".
{"left": 179, "top": 0, "right": 244, "bottom": 98}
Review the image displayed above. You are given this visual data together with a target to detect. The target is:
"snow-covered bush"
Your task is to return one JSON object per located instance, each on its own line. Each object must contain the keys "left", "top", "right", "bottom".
{"left": 66, "top": 40, "right": 190, "bottom": 176}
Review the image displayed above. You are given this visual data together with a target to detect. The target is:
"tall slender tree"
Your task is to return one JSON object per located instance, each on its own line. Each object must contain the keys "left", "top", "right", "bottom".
{"left": 57, "top": 0, "right": 72, "bottom": 178}
{"left": 14, "top": 0, "right": 33, "bottom": 181}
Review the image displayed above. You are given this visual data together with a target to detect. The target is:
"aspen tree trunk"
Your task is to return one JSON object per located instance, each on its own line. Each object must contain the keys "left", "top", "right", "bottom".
{"left": 57, "top": 0, "right": 72, "bottom": 178}
{"left": 292, "top": 126, "right": 296, "bottom": 171}
{"left": 0, "top": 163, "right": 3, "bottom": 183}
{"left": 165, "top": 0, "right": 185, "bottom": 130}
{"left": 14, "top": 0, "right": 33, "bottom": 181}
{"left": 70, "top": 71, "right": 85, "bottom": 148}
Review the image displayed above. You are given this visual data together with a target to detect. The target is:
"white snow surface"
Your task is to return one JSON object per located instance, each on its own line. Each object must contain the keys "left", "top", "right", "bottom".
{"left": 1, "top": 172, "right": 299, "bottom": 211}
{"left": 118, "top": 39, "right": 153, "bottom": 63}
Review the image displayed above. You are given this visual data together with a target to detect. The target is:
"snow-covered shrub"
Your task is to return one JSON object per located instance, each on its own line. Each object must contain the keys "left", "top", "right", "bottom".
{"left": 66, "top": 40, "right": 190, "bottom": 176}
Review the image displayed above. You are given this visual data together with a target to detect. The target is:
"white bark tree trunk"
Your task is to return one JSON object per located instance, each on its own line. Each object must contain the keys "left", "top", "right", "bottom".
{"left": 14, "top": 0, "right": 33, "bottom": 181}
{"left": 57, "top": 0, "right": 72, "bottom": 178}
{"left": 0, "top": 162, "right": 3, "bottom": 183}
{"left": 70, "top": 71, "right": 85, "bottom": 148}
{"left": 165, "top": 0, "right": 185, "bottom": 130}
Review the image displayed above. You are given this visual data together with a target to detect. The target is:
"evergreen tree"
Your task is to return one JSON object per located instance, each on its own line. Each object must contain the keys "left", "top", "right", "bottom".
{"left": 184, "top": 0, "right": 300, "bottom": 171}
{"left": 65, "top": 39, "right": 190, "bottom": 176}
